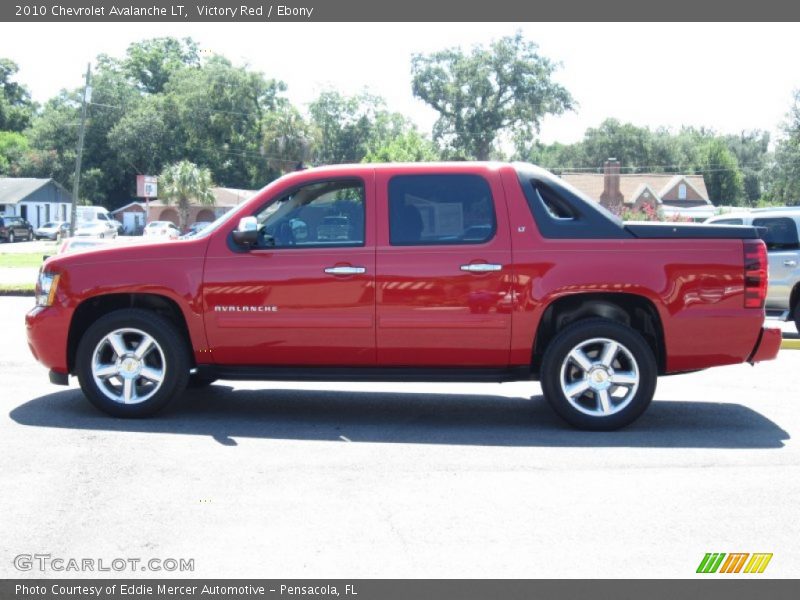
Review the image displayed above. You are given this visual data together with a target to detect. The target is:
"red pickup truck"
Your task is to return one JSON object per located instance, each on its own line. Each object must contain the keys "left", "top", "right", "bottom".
{"left": 26, "top": 162, "right": 782, "bottom": 430}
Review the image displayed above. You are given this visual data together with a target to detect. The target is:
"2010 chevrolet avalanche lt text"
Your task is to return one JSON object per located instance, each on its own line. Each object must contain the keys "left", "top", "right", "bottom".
{"left": 25, "top": 163, "right": 782, "bottom": 430}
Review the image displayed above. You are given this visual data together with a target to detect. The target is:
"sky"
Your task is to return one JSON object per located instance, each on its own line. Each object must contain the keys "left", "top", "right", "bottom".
{"left": 1, "top": 22, "right": 799, "bottom": 148}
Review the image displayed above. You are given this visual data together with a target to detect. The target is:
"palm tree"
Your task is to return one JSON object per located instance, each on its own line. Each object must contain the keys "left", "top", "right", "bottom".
{"left": 158, "top": 160, "right": 215, "bottom": 232}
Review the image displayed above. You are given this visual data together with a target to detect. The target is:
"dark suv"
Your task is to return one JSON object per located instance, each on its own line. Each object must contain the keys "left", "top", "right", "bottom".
{"left": 0, "top": 216, "right": 34, "bottom": 243}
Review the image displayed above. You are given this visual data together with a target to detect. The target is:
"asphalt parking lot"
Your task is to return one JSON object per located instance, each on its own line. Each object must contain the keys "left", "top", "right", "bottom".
{"left": 1, "top": 295, "right": 798, "bottom": 578}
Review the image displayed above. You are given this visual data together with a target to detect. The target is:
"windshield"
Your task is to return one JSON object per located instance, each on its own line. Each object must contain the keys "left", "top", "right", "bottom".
{"left": 179, "top": 206, "right": 239, "bottom": 239}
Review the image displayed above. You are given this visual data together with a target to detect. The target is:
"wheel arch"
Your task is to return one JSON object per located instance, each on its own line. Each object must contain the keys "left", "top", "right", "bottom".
{"left": 67, "top": 293, "right": 194, "bottom": 374}
{"left": 532, "top": 292, "right": 666, "bottom": 377}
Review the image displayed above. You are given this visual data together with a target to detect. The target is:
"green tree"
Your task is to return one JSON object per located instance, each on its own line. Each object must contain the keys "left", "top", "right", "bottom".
{"left": 0, "top": 58, "right": 34, "bottom": 132}
{"left": 158, "top": 160, "right": 215, "bottom": 231}
{"left": 120, "top": 37, "right": 199, "bottom": 94}
{"left": 581, "top": 119, "right": 655, "bottom": 172}
{"left": 0, "top": 131, "right": 28, "bottom": 174}
{"left": 703, "top": 139, "right": 745, "bottom": 205}
{"left": 411, "top": 32, "right": 573, "bottom": 160}
{"left": 163, "top": 55, "right": 287, "bottom": 188}
{"left": 19, "top": 91, "right": 80, "bottom": 185}
{"left": 107, "top": 96, "right": 171, "bottom": 176}
{"left": 363, "top": 130, "right": 439, "bottom": 162}
{"left": 261, "top": 103, "right": 314, "bottom": 171}
{"left": 309, "top": 90, "right": 387, "bottom": 164}
{"left": 766, "top": 91, "right": 800, "bottom": 205}
{"left": 720, "top": 130, "right": 770, "bottom": 204}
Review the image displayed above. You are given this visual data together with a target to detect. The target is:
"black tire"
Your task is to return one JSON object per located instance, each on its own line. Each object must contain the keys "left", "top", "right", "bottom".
{"left": 187, "top": 372, "right": 218, "bottom": 389}
{"left": 540, "top": 318, "right": 657, "bottom": 431}
{"left": 75, "top": 309, "right": 190, "bottom": 417}
{"left": 794, "top": 302, "right": 800, "bottom": 335}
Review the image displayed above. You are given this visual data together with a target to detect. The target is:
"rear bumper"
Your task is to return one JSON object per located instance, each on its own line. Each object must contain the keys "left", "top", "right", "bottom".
{"left": 748, "top": 327, "right": 782, "bottom": 364}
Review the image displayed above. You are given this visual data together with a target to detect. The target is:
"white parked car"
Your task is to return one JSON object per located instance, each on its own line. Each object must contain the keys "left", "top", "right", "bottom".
{"left": 74, "top": 220, "right": 118, "bottom": 239}
{"left": 57, "top": 238, "right": 111, "bottom": 255}
{"left": 706, "top": 207, "right": 800, "bottom": 332}
{"left": 143, "top": 221, "right": 180, "bottom": 240}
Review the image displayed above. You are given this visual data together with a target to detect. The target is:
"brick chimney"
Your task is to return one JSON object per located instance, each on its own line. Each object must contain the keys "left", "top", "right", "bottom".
{"left": 600, "top": 158, "right": 623, "bottom": 208}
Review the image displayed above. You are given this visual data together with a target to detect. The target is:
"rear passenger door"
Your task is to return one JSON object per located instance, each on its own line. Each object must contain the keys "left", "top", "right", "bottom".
{"left": 375, "top": 169, "right": 513, "bottom": 367}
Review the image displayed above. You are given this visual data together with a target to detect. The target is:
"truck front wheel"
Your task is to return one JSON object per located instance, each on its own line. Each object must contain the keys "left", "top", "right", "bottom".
{"left": 75, "top": 309, "right": 190, "bottom": 417}
{"left": 540, "top": 318, "right": 657, "bottom": 431}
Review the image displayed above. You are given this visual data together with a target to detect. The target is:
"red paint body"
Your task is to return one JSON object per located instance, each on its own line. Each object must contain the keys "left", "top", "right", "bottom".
{"left": 26, "top": 163, "right": 780, "bottom": 378}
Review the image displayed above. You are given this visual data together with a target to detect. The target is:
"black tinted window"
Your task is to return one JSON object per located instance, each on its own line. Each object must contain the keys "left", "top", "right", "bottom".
{"left": 535, "top": 182, "right": 578, "bottom": 219}
{"left": 388, "top": 174, "right": 495, "bottom": 245}
{"left": 254, "top": 179, "right": 365, "bottom": 249}
{"left": 753, "top": 217, "right": 799, "bottom": 250}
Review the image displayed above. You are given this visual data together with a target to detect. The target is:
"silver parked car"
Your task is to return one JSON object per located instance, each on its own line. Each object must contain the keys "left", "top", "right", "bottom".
{"left": 706, "top": 207, "right": 800, "bottom": 332}
{"left": 34, "top": 221, "right": 70, "bottom": 241}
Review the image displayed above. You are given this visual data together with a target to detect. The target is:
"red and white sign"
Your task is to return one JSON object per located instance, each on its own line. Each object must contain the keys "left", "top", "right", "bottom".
{"left": 136, "top": 175, "right": 158, "bottom": 198}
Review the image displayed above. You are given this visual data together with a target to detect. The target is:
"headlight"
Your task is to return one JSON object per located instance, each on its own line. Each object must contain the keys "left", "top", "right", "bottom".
{"left": 35, "top": 271, "right": 61, "bottom": 307}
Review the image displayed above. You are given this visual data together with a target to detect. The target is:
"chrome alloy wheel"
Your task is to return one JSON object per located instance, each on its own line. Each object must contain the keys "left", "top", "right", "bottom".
{"left": 91, "top": 328, "right": 166, "bottom": 405}
{"left": 558, "top": 337, "right": 640, "bottom": 417}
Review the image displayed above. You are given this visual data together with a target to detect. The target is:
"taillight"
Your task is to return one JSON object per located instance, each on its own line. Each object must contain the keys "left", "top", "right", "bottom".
{"left": 743, "top": 239, "right": 767, "bottom": 309}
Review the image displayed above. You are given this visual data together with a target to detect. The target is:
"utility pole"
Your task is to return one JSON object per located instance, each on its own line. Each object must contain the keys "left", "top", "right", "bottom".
{"left": 69, "top": 63, "right": 91, "bottom": 237}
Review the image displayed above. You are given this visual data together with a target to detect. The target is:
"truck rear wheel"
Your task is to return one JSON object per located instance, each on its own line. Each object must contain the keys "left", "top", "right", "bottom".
{"left": 540, "top": 318, "right": 657, "bottom": 430}
{"left": 76, "top": 309, "right": 190, "bottom": 417}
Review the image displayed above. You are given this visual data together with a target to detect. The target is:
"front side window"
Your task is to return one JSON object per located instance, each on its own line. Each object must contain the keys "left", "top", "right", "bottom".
{"left": 388, "top": 174, "right": 495, "bottom": 245}
{"left": 753, "top": 217, "right": 800, "bottom": 251}
{"left": 253, "top": 180, "right": 365, "bottom": 249}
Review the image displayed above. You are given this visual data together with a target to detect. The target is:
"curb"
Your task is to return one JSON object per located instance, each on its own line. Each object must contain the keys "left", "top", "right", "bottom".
{"left": 781, "top": 339, "right": 800, "bottom": 350}
{"left": 0, "top": 290, "right": 34, "bottom": 297}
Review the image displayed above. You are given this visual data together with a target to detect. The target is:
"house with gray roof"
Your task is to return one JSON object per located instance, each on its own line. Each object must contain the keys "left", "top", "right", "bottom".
{"left": 0, "top": 178, "right": 73, "bottom": 229}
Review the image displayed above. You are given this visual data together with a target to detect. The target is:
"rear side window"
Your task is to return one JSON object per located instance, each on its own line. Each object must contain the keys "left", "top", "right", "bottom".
{"left": 753, "top": 217, "right": 800, "bottom": 251}
{"left": 711, "top": 218, "right": 744, "bottom": 225}
{"left": 388, "top": 174, "right": 495, "bottom": 245}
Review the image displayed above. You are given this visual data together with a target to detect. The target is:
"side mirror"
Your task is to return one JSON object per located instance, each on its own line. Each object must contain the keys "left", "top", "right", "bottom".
{"left": 232, "top": 216, "right": 259, "bottom": 247}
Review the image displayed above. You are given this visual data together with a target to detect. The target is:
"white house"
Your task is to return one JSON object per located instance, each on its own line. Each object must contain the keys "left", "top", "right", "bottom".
{"left": 0, "top": 178, "right": 73, "bottom": 228}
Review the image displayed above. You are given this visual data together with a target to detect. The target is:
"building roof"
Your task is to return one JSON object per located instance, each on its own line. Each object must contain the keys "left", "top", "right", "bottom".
{"left": 560, "top": 172, "right": 709, "bottom": 204}
{"left": 629, "top": 183, "right": 662, "bottom": 205}
{"left": 144, "top": 187, "right": 256, "bottom": 208}
{"left": 212, "top": 187, "right": 256, "bottom": 206}
{"left": 0, "top": 178, "right": 53, "bottom": 204}
{"left": 656, "top": 174, "right": 707, "bottom": 200}
{"left": 110, "top": 202, "right": 147, "bottom": 214}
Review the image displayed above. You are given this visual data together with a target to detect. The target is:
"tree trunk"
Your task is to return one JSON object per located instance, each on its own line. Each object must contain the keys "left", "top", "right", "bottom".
{"left": 179, "top": 197, "right": 190, "bottom": 233}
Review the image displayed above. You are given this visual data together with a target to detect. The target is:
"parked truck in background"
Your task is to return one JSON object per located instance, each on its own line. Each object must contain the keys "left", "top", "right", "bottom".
{"left": 706, "top": 207, "right": 800, "bottom": 333}
{"left": 26, "top": 163, "right": 782, "bottom": 430}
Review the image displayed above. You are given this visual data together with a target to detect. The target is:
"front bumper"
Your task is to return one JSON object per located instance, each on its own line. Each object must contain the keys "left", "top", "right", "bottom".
{"left": 748, "top": 327, "right": 782, "bottom": 364}
{"left": 26, "top": 305, "right": 71, "bottom": 375}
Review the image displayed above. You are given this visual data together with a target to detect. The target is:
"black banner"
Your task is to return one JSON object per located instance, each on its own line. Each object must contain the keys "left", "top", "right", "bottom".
{"left": 1, "top": 0, "right": 800, "bottom": 22}
{"left": 3, "top": 580, "right": 800, "bottom": 600}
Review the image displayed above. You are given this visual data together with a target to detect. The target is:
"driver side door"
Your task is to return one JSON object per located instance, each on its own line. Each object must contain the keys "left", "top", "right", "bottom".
{"left": 202, "top": 175, "right": 376, "bottom": 366}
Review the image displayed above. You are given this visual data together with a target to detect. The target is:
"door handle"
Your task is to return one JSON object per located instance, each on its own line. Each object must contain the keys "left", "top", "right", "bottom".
{"left": 324, "top": 266, "right": 366, "bottom": 275}
{"left": 784, "top": 260, "right": 797, "bottom": 267}
{"left": 460, "top": 263, "right": 502, "bottom": 273}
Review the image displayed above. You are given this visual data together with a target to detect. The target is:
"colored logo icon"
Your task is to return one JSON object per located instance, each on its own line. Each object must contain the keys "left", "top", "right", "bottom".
{"left": 697, "top": 553, "right": 773, "bottom": 574}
